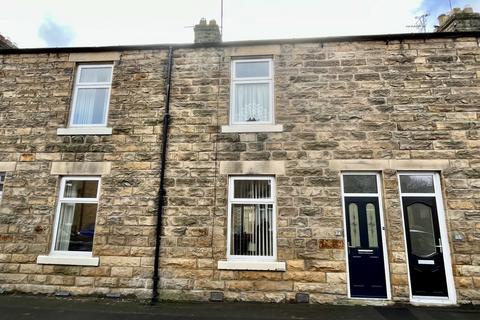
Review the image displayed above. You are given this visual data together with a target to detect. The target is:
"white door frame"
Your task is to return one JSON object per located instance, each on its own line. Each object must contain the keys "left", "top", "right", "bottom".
{"left": 341, "top": 172, "right": 392, "bottom": 300}
{"left": 397, "top": 171, "right": 457, "bottom": 305}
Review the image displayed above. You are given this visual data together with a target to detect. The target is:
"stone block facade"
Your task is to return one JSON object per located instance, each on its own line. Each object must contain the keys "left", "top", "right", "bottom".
{"left": 1, "top": 33, "right": 479, "bottom": 305}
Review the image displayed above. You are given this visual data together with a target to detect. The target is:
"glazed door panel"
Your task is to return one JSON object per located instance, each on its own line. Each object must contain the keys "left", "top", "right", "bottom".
{"left": 345, "top": 197, "right": 387, "bottom": 298}
{"left": 402, "top": 197, "right": 448, "bottom": 297}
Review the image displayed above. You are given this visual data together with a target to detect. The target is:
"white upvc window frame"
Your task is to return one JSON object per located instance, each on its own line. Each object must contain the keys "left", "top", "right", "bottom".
{"left": 227, "top": 176, "right": 277, "bottom": 262}
{"left": 340, "top": 172, "right": 392, "bottom": 301}
{"left": 68, "top": 64, "right": 113, "bottom": 128}
{"left": 230, "top": 58, "right": 274, "bottom": 126}
{"left": 397, "top": 172, "right": 457, "bottom": 305}
{"left": 50, "top": 176, "right": 101, "bottom": 258}
{"left": 0, "top": 172, "right": 5, "bottom": 202}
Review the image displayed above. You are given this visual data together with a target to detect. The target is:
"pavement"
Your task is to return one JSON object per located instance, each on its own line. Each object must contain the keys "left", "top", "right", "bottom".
{"left": 0, "top": 295, "right": 479, "bottom": 320}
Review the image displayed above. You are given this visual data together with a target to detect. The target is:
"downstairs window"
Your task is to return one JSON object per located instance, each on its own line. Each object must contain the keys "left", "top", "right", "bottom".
{"left": 227, "top": 176, "right": 277, "bottom": 261}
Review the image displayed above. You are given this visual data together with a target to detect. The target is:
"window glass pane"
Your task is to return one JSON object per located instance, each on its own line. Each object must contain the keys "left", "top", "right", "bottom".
{"left": 366, "top": 203, "right": 379, "bottom": 248}
{"left": 72, "top": 88, "right": 108, "bottom": 125}
{"left": 235, "top": 61, "right": 269, "bottom": 78}
{"left": 343, "top": 175, "right": 377, "bottom": 193}
{"left": 400, "top": 175, "right": 434, "bottom": 193}
{"left": 79, "top": 67, "right": 112, "bottom": 83}
{"left": 63, "top": 180, "right": 98, "bottom": 198}
{"left": 233, "top": 83, "right": 270, "bottom": 123}
{"left": 55, "top": 203, "right": 97, "bottom": 251}
{"left": 230, "top": 203, "right": 273, "bottom": 256}
{"left": 348, "top": 203, "right": 361, "bottom": 247}
{"left": 233, "top": 179, "right": 271, "bottom": 199}
{"left": 407, "top": 203, "right": 436, "bottom": 257}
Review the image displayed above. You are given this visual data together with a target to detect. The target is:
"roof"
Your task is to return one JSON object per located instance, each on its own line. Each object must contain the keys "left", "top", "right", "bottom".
{"left": 0, "top": 34, "right": 16, "bottom": 49}
{"left": 0, "top": 31, "right": 478, "bottom": 54}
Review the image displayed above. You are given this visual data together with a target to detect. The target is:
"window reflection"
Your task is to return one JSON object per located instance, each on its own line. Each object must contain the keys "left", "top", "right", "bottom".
{"left": 231, "top": 203, "right": 273, "bottom": 256}
{"left": 343, "top": 175, "right": 377, "bottom": 193}
{"left": 400, "top": 175, "right": 434, "bottom": 193}
{"left": 63, "top": 180, "right": 98, "bottom": 198}
{"left": 407, "top": 203, "right": 436, "bottom": 257}
{"left": 55, "top": 203, "right": 97, "bottom": 252}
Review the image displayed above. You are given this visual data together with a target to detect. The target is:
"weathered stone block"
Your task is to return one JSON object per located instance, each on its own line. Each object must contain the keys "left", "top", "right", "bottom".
{"left": 1, "top": 35, "right": 479, "bottom": 306}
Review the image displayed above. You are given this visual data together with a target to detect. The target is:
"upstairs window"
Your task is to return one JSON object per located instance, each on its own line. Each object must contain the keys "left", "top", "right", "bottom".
{"left": 0, "top": 172, "right": 5, "bottom": 201}
{"left": 69, "top": 64, "right": 113, "bottom": 127}
{"left": 231, "top": 59, "right": 273, "bottom": 125}
{"left": 228, "top": 176, "right": 277, "bottom": 261}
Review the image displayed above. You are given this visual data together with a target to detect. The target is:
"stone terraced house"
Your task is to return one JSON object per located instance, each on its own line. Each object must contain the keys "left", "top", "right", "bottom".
{"left": 0, "top": 13, "right": 480, "bottom": 305}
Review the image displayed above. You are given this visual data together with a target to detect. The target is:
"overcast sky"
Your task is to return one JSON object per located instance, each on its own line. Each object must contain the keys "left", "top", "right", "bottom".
{"left": 1, "top": 0, "right": 479, "bottom": 48}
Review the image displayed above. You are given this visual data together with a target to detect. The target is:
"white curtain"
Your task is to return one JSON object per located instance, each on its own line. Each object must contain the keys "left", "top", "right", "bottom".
{"left": 73, "top": 88, "right": 107, "bottom": 125}
{"left": 234, "top": 83, "right": 269, "bottom": 123}
{"left": 56, "top": 183, "right": 77, "bottom": 251}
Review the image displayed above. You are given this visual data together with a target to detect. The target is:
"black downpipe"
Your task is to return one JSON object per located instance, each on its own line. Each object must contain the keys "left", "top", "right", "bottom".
{"left": 152, "top": 46, "right": 174, "bottom": 303}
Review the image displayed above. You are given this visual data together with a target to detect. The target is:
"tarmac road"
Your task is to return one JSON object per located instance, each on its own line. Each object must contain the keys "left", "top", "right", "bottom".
{"left": 0, "top": 295, "right": 479, "bottom": 320}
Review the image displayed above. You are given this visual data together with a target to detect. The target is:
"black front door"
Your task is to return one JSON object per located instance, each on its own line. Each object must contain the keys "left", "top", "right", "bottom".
{"left": 345, "top": 197, "right": 387, "bottom": 298}
{"left": 402, "top": 197, "right": 448, "bottom": 297}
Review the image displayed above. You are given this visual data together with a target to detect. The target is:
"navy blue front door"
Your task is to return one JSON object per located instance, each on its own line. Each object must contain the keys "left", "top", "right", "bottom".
{"left": 345, "top": 197, "right": 387, "bottom": 298}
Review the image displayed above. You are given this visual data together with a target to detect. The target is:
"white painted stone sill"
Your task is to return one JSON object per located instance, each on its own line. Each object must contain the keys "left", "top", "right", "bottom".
{"left": 57, "top": 127, "right": 113, "bottom": 136}
{"left": 221, "top": 124, "right": 283, "bottom": 133}
{"left": 410, "top": 296, "right": 456, "bottom": 306}
{"left": 217, "top": 260, "right": 286, "bottom": 271}
{"left": 37, "top": 255, "right": 99, "bottom": 266}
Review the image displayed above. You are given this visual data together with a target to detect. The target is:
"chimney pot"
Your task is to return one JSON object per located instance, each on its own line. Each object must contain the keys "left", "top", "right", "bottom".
{"left": 436, "top": 6, "right": 480, "bottom": 32}
{"left": 438, "top": 14, "right": 448, "bottom": 25}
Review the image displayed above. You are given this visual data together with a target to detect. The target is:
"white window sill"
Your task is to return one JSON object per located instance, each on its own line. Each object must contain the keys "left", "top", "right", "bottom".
{"left": 57, "top": 127, "right": 113, "bottom": 136}
{"left": 221, "top": 124, "right": 283, "bottom": 133}
{"left": 37, "top": 255, "right": 99, "bottom": 266}
{"left": 217, "top": 260, "right": 286, "bottom": 271}
{"left": 410, "top": 296, "right": 455, "bottom": 305}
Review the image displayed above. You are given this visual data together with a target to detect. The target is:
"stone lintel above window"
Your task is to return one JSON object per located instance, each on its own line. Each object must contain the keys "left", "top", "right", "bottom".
{"left": 220, "top": 161, "right": 285, "bottom": 175}
{"left": 50, "top": 162, "right": 111, "bottom": 176}
{"left": 329, "top": 159, "right": 450, "bottom": 171}
{"left": 225, "top": 45, "right": 281, "bottom": 57}
{"left": 0, "top": 162, "right": 16, "bottom": 172}
{"left": 68, "top": 52, "right": 120, "bottom": 62}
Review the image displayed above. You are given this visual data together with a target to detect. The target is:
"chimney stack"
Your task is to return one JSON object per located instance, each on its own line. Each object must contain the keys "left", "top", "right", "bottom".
{"left": 194, "top": 18, "right": 221, "bottom": 44}
{"left": 436, "top": 6, "right": 480, "bottom": 32}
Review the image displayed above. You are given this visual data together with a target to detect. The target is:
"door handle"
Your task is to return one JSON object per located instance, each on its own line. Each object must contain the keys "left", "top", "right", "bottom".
{"left": 436, "top": 238, "right": 443, "bottom": 253}
{"left": 347, "top": 243, "right": 357, "bottom": 254}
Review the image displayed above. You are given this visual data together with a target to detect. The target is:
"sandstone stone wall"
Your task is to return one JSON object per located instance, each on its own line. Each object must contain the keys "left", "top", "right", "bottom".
{"left": 0, "top": 50, "right": 168, "bottom": 298}
{"left": 0, "top": 35, "right": 479, "bottom": 304}
{"left": 162, "top": 38, "right": 480, "bottom": 304}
